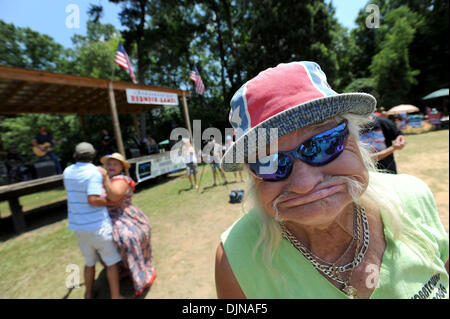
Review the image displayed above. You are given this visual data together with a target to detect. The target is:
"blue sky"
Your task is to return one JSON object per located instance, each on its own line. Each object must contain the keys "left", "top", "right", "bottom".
{"left": 0, "top": 0, "right": 122, "bottom": 48}
{"left": 0, "top": 0, "right": 369, "bottom": 48}
{"left": 330, "top": 0, "right": 369, "bottom": 29}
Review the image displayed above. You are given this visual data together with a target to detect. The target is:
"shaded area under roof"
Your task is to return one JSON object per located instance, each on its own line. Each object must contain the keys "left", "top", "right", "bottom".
{"left": 0, "top": 65, "right": 190, "bottom": 114}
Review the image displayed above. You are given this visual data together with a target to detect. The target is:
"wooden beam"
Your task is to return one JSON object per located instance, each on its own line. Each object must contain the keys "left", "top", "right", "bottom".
{"left": 181, "top": 91, "right": 193, "bottom": 141}
{"left": 107, "top": 82, "right": 126, "bottom": 157}
{"left": 74, "top": 89, "right": 106, "bottom": 110}
{"left": 53, "top": 87, "right": 86, "bottom": 107}
{"left": 0, "top": 65, "right": 109, "bottom": 89}
{"left": 61, "top": 87, "right": 97, "bottom": 107}
{"left": 44, "top": 86, "right": 95, "bottom": 109}
{"left": 23, "top": 84, "right": 52, "bottom": 106}
{"left": 57, "top": 87, "right": 100, "bottom": 110}
{"left": 0, "top": 174, "right": 63, "bottom": 200}
{"left": 52, "top": 85, "right": 76, "bottom": 99}
{"left": 41, "top": 85, "right": 76, "bottom": 107}
{"left": 0, "top": 65, "right": 190, "bottom": 96}
{"left": 0, "top": 81, "right": 26, "bottom": 106}
{"left": 71, "top": 91, "right": 109, "bottom": 113}
{"left": 0, "top": 66, "right": 192, "bottom": 116}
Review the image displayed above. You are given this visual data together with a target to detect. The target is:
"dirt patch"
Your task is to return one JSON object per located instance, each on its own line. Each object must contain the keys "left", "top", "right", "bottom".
{"left": 146, "top": 190, "right": 244, "bottom": 299}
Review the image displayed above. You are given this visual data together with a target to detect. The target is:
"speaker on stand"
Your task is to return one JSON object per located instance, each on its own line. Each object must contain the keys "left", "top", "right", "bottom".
{"left": 126, "top": 148, "right": 141, "bottom": 159}
{"left": 32, "top": 160, "right": 57, "bottom": 178}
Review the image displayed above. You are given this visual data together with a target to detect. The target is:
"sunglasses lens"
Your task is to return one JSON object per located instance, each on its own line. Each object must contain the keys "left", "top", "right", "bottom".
{"left": 299, "top": 122, "right": 348, "bottom": 166}
{"left": 248, "top": 121, "right": 348, "bottom": 181}
{"left": 249, "top": 153, "right": 293, "bottom": 181}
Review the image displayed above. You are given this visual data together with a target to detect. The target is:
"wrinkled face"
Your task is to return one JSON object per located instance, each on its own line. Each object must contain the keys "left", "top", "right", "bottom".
{"left": 106, "top": 158, "right": 124, "bottom": 177}
{"left": 254, "top": 120, "right": 369, "bottom": 227}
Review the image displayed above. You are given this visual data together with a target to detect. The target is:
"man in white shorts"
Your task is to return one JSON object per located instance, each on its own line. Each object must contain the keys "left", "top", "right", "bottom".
{"left": 63, "top": 142, "right": 123, "bottom": 299}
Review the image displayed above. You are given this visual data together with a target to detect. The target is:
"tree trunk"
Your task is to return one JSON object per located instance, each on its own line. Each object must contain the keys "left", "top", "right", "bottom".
{"left": 137, "top": 0, "right": 147, "bottom": 141}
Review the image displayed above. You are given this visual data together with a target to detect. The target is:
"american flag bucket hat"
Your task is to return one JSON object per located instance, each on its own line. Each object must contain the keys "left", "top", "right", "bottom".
{"left": 221, "top": 61, "right": 376, "bottom": 172}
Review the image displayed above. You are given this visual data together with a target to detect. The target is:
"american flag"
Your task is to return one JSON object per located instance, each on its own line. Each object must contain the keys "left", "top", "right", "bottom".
{"left": 189, "top": 65, "right": 205, "bottom": 95}
{"left": 114, "top": 43, "right": 137, "bottom": 83}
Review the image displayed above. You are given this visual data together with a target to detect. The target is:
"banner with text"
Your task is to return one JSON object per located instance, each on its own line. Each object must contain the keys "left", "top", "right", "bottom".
{"left": 126, "top": 89, "right": 179, "bottom": 105}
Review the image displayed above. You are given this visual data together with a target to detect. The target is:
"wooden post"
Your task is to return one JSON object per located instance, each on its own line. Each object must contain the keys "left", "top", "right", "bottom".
{"left": 9, "top": 197, "right": 26, "bottom": 234}
{"left": 78, "top": 113, "right": 88, "bottom": 141}
{"left": 107, "top": 82, "right": 126, "bottom": 157}
{"left": 181, "top": 91, "right": 193, "bottom": 141}
{"left": 139, "top": 113, "right": 146, "bottom": 143}
{"left": 132, "top": 113, "right": 141, "bottom": 141}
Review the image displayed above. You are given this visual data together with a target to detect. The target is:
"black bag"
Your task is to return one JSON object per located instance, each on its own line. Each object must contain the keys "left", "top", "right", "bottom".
{"left": 229, "top": 189, "right": 244, "bottom": 204}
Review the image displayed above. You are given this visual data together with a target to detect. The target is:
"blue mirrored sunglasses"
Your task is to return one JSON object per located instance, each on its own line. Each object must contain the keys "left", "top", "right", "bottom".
{"left": 248, "top": 120, "right": 349, "bottom": 181}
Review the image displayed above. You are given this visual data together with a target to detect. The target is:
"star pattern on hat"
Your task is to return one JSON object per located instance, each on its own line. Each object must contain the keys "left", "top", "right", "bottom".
{"left": 231, "top": 105, "right": 242, "bottom": 127}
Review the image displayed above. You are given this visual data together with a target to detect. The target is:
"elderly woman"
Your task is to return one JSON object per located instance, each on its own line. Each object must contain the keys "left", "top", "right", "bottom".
{"left": 98, "top": 153, "right": 156, "bottom": 296}
{"left": 215, "top": 62, "right": 449, "bottom": 299}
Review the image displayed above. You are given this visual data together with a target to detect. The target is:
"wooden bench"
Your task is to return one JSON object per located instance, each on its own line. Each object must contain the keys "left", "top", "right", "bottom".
{"left": 0, "top": 174, "right": 64, "bottom": 234}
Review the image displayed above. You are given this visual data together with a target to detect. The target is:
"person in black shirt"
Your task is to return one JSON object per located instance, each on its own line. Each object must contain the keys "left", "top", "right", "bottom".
{"left": 102, "top": 129, "right": 117, "bottom": 155}
{"left": 360, "top": 114, "right": 407, "bottom": 174}
{"left": 31, "top": 125, "right": 63, "bottom": 174}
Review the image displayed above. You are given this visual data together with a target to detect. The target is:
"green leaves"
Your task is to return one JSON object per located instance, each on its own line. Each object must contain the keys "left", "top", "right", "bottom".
{"left": 369, "top": 6, "right": 423, "bottom": 107}
{"left": 1, "top": 0, "right": 448, "bottom": 164}
{"left": 0, "top": 20, "right": 67, "bottom": 72}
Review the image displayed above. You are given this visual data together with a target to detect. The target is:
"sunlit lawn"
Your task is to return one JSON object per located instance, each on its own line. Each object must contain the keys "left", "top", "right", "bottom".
{"left": 395, "top": 129, "right": 449, "bottom": 232}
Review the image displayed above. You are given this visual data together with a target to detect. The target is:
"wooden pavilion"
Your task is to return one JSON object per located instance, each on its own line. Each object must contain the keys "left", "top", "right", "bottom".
{"left": 0, "top": 65, "right": 192, "bottom": 154}
{"left": 0, "top": 65, "right": 192, "bottom": 234}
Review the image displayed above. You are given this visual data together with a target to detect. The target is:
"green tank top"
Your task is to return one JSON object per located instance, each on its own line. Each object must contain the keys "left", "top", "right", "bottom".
{"left": 221, "top": 173, "right": 449, "bottom": 299}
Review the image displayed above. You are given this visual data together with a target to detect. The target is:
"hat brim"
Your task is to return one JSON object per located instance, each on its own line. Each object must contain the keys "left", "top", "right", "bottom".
{"left": 100, "top": 155, "right": 131, "bottom": 169}
{"left": 221, "top": 92, "right": 376, "bottom": 172}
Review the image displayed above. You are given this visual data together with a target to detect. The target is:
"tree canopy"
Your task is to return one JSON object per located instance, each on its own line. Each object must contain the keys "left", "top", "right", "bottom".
{"left": 0, "top": 0, "right": 448, "bottom": 166}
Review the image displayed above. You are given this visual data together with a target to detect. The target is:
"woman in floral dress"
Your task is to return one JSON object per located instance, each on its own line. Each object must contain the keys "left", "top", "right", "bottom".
{"left": 99, "top": 153, "right": 156, "bottom": 295}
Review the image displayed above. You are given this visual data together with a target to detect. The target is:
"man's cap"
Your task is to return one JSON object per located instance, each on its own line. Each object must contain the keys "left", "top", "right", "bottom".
{"left": 75, "top": 142, "right": 96, "bottom": 155}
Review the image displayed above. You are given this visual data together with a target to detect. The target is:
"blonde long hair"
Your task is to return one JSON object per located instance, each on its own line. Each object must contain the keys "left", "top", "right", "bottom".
{"left": 241, "top": 113, "right": 436, "bottom": 271}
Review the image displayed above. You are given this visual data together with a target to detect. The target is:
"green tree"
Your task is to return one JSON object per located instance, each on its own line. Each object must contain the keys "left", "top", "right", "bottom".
{"left": 68, "top": 20, "right": 127, "bottom": 81}
{"left": 406, "top": 0, "right": 449, "bottom": 103}
{"left": 65, "top": 19, "right": 138, "bottom": 158}
{"left": 0, "top": 19, "right": 68, "bottom": 71}
{"left": 0, "top": 19, "right": 137, "bottom": 165}
{"left": 330, "top": 24, "right": 358, "bottom": 92}
{"left": 369, "top": 6, "right": 423, "bottom": 108}
{"left": 346, "top": 0, "right": 448, "bottom": 109}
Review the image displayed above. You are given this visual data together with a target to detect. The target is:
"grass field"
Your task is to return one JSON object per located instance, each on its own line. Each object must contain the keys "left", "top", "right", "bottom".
{"left": 396, "top": 129, "right": 449, "bottom": 231}
{"left": 0, "top": 129, "right": 448, "bottom": 299}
